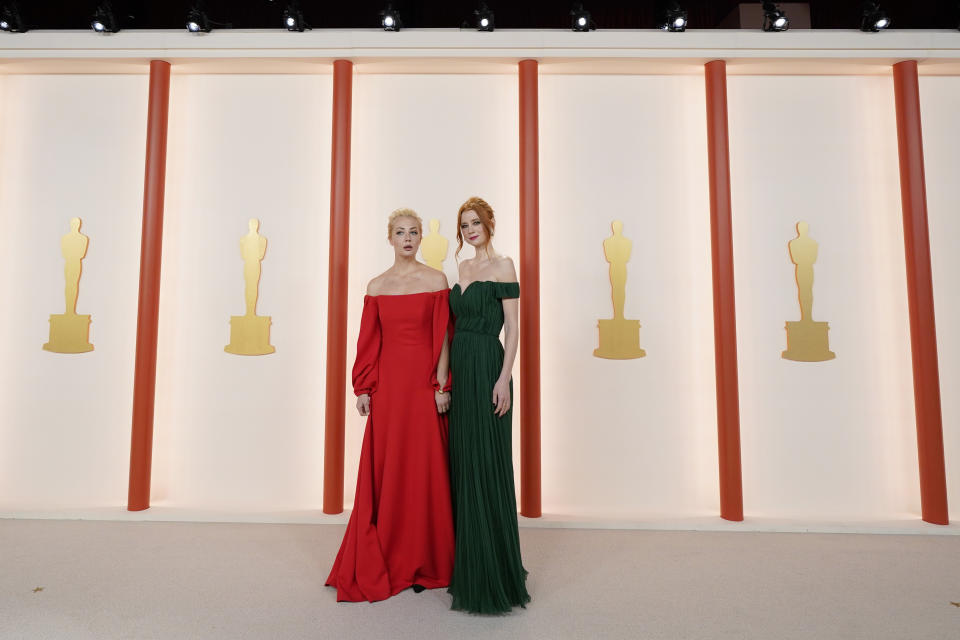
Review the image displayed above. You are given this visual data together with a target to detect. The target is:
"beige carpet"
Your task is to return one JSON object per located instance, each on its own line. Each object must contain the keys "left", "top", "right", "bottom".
{"left": 2, "top": 519, "right": 958, "bottom": 639}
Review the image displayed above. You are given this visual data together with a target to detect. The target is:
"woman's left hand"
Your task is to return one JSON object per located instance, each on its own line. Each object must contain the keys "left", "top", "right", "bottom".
{"left": 435, "top": 389, "right": 450, "bottom": 414}
{"left": 492, "top": 377, "right": 511, "bottom": 417}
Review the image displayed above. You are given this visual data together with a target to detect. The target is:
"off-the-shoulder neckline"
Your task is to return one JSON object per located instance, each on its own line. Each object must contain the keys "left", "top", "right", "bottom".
{"left": 364, "top": 289, "right": 447, "bottom": 299}
{"left": 454, "top": 279, "right": 518, "bottom": 295}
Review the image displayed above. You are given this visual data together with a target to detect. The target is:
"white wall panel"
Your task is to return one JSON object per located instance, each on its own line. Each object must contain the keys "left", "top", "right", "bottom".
{"left": 0, "top": 75, "right": 147, "bottom": 507}
{"left": 153, "top": 75, "right": 331, "bottom": 510}
{"left": 728, "top": 76, "right": 919, "bottom": 518}
{"left": 346, "top": 73, "right": 519, "bottom": 508}
{"left": 0, "top": 66, "right": 955, "bottom": 525}
{"left": 920, "top": 76, "right": 960, "bottom": 521}
{"left": 539, "top": 75, "right": 718, "bottom": 517}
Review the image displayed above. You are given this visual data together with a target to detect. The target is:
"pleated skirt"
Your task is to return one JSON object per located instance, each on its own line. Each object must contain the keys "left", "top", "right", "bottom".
{"left": 448, "top": 330, "right": 531, "bottom": 614}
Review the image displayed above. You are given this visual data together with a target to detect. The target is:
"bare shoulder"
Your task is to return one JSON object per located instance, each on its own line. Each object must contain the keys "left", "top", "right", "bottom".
{"left": 415, "top": 263, "right": 448, "bottom": 291}
{"left": 457, "top": 257, "right": 475, "bottom": 279}
{"left": 365, "top": 271, "right": 389, "bottom": 296}
{"left": 493, "top": 255, "right": 517, "bottom": 282}
{"left": 429, "top": 267, "right": 449, "bottom": 290}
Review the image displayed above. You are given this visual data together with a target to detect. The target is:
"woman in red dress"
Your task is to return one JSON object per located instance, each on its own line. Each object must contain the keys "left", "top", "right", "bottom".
{"left": 326, "top": 208, "right": 455, "bottom": 602}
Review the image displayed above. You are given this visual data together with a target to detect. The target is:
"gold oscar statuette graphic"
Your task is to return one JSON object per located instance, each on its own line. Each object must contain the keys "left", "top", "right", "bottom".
{"left": 420, "top": 218, "right": 449, "bottom": 271}
{"left": 225, "top": 218, "right": 275, "bottom": 355}
{"left": 594, "top": 220, "right": 646, "bottom": 359}
{"left": 43, "top": 217, "right": 93, "bottom": 353}
{"left": 782, "top": 221, "right": 835, "bottom": 362}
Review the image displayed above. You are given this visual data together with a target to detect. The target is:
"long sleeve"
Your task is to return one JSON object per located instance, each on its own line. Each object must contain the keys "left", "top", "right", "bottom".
{"left": 430, "top": 290, "right": 452, "bottom": 393}
{"left": 352, "top": 296, "right": 381, "bottom": 397}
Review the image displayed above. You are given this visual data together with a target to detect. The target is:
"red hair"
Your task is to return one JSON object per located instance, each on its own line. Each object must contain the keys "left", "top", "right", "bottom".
{"left": 455, "top": 196, "right": 496, "bottom": 258}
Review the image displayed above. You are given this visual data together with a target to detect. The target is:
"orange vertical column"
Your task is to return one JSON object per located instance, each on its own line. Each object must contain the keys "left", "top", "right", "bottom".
{"left": 704, "top": 60, "right": 744, "bottom": 522}
{"left": 323, "top": 60, "right": 354, "bottom": 515}
{"left": 518, "top": 59, "right": 542, "bottom": 518}
{"left": 128, "top": 60, "right": 171, "bottom": 511}
{"left": 892, "top": 60, "right": 949, "bottom": 525}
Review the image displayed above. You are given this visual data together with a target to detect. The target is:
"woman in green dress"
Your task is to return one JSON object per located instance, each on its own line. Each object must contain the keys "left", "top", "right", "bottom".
{"left": 447, "top": 196, "right": 531, "bottom": 614}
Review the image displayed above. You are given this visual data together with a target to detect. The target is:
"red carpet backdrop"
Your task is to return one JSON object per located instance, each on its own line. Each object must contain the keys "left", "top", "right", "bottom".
{"left": 0, "top": 29, "right": 958, "bottom": 528}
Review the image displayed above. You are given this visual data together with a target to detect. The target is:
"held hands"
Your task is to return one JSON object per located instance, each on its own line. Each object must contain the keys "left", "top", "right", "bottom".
{"left": 492, "top": 377, "right": 511, "bottom": 417}
{"left": 356, "top": 393, "right": 371, "bottom": 417}
{"left": 435, "top": 389, "right": 450, "bottom": 414}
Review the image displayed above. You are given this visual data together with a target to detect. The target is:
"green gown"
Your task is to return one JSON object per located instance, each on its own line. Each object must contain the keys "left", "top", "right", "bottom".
{"left": 448, "top": 280, "right": 531, "bottom": 614}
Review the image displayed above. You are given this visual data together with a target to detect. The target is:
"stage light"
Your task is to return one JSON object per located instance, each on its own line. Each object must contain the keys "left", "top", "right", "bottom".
{"left": 570, "top": 3, "right": 595, "bottom": 31}
{"left": 659, "top": 2, "right": 687, "bottom": 32}
{"left": 186, "top": 7, "right": 210, "bottom": 33}
{"left": 91, "top": 2, "right": 119, "bottom": 33}
{"left": 282, "top": 3, "right": 310, "bottom": 31}
{"left": 186, "top": 2, "right": 231, "bottom": 33}
{"left": 380, "top": 4, "right": 402, "bottom": 31}
{"left": 860, "top": 1, "right": 890, "bottom": 32}
{"left": 0, "top": 2, "right": 27, "bottom": 33}
{"left": 473, "top": 2, "right": 495, "bottom": 32}
{"left": 762, "top": 2, "right": 789, "bottom": 31}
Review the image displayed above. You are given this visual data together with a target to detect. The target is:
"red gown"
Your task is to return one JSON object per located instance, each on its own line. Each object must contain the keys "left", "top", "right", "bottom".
{"left": 326, "top": 290, "right": 455, "bottom": 602}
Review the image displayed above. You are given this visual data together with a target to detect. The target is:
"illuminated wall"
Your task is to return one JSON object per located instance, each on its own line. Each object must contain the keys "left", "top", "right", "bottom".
{"left": 151, "top": 74, "right": 332, "bottom": 510}
{"left": 538, "top": 74, "right": 718, "bottom": 517}
{"left": 0, "top": 75, "right": 147, "bottom": 507}
{"left": 920, "top": 76, "right": 960, "bottom": 522}
{"left": 0, "top": 39, "right": 957, "bottom": 524}
{"left": 345, "top": 73, "right": 520, "bottom": 508}
{"left": 727, "top": 76, "right": 917, "bottom": 518}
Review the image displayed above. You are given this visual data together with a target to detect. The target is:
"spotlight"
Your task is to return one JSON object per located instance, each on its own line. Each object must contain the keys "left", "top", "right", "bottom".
{"left": 860, "top": 1, "right": 890, "bottom": 32}
{"left": 91, "top": 1, "right": 119, "bottom": 33}
{"left": 0, "top": 2, "right": 28, "bottom": 33}
{"left": 186, "top": 3, "right": 230, "bottom": 33}
{"left": 282, "top": 3, "right": 310, "bottom": 31}
{"left": 659, "top": 2, "right": 687, "bottom": 32}
{"left": 570, "top": 3, "right": 595, "bottom": 31}
{"left": 186, "top": 8, "right": 210, "bottom": 33}
{"left": 472, "top": 2, "right": 495, "bottom": 32}
{"left": 380, "top": 4, "right": 402, "bottom": 31}
{"left": 761, "top": 1, "right": 789, "bottom": 31}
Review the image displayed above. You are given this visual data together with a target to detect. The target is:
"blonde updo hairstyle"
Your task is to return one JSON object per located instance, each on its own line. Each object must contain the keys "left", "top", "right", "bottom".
{"left": 455, "top": 196, "right": 495, "bottom": 258}
{"left": 386, "top": 207, "right": 423, "bottom": 240}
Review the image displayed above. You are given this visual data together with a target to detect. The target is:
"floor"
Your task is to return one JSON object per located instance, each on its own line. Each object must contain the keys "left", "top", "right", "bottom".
{"left": 2, "top": 519, "right": 959, "bottom": 639}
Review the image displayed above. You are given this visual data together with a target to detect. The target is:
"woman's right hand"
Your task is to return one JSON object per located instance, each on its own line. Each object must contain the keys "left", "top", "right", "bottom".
{"left": 357, "top": 393, "right": 371, "bottom": 417}
{"left": 435, "top": 389, "right": 450, "bottom": 415}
